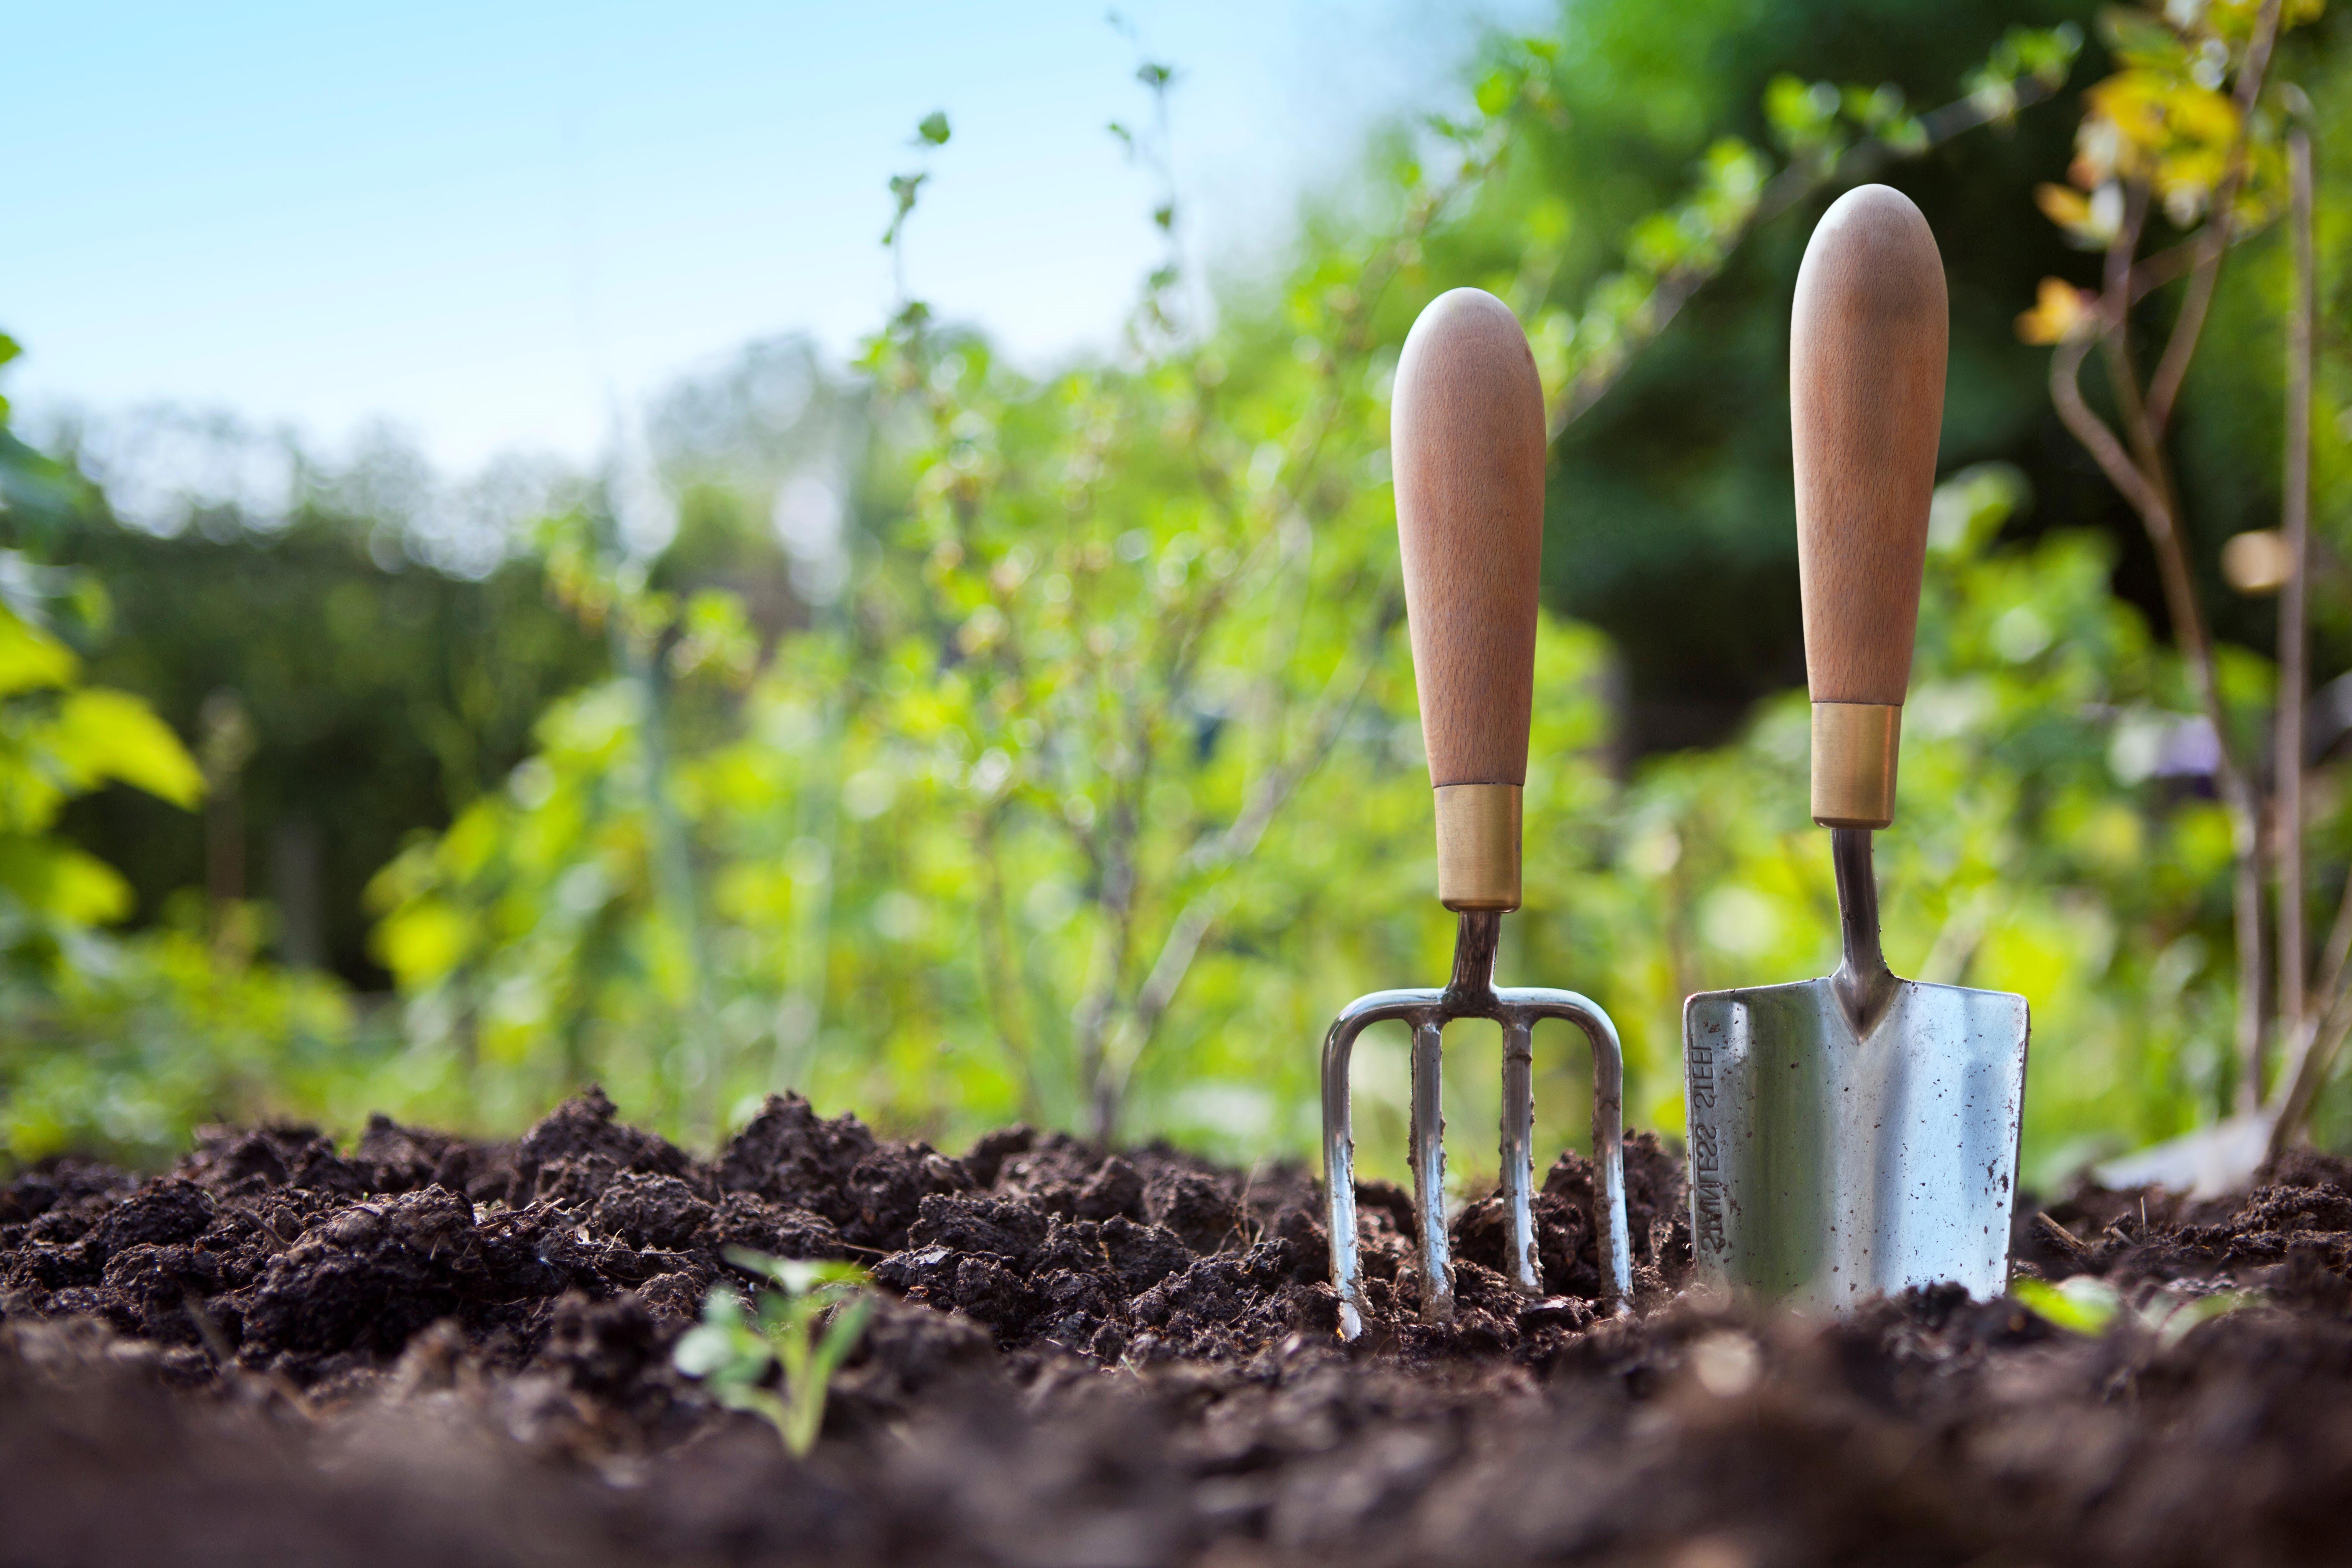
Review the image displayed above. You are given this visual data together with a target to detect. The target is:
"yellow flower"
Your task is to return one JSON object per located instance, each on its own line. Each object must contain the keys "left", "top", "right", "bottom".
{"left": 2035, "top": 183, "right": 2093, "bottom": 228}
{"left": 2017, "top": 278, "right": 2097, "bottom": 345}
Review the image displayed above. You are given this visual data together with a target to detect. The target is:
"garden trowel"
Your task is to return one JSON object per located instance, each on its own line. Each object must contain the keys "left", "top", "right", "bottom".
{"left": 1682, "top": 186, "right": 2030, "bottom": 1312}
{"left": 1320, "top": 287, "right": 1631, "bottom": 1338}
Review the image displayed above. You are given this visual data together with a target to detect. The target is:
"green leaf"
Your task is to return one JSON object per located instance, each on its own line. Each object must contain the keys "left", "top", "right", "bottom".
{"left": 53, "top": 689, "right": 206, "bottom": 809}
{"left": 2016, "top": 22, "right": 2084, "bottom": 87}
{"left": 2101, "top": 9, "right": 2186, "bottom": 71}
{"left": 2014, "top": 1274, "right": 2120, "bottom": 1335}
{"left": 674, "top": 1285, "right": 773, "bottom": 1387}
{"left": 2150, "top": 1288, "right": 2255, "bottom": 1349}
{"left": 1878, "top": 114, "right": 1929, "bottom": 155}
{"left": 0, "top": 608, "right": 77, "bottom": 695}
{"left": 815, "top": 1294, "right": 873, "bottom": 1371}
{"left": 370, "top": 896, "right": 474, "bottom": 987}
{"left": 672, "top": 1321, "right": 745, "bottom": 1379}
{"left": 883, "top": 172, "right": 929, "bottom": 246}
{"left": 917, "top": 111, "right": 951, "bottom": 147}
{"left": 725, "top": 1246, "right": 870, "bottom": 1297}
{"left": 1763, "top": 74, "right": 1813, "bottom": 133}
{"left": 0, "top": 837, "right": 133, "bottom": 924}
{"left": 1475, "top": 67, "right": 1516, "bottom": 117}
{"left": 1842, "top": 83, "right": 1906, "bottom": 130}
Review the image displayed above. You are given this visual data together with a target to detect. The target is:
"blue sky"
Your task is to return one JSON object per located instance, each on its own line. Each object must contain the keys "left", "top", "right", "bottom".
{"left": 7, "top": 2, "right": 1540, "bottom": 473}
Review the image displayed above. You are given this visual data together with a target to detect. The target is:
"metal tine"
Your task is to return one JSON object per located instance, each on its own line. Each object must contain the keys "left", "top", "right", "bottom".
{"left": 1406, "top": 1015, "right": 1450, "bottom": 1317}
{"left": 1499, "top": 1016, "right": 1537, "bottom": 1294}
{"left": 1322, "top": 911, "right": 1633, "bottom": 1340}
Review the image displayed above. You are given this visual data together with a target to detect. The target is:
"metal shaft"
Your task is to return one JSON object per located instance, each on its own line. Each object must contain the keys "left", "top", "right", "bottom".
{"left": 1829, "top": 826, "right": 1897, "bottom": 1036}
{"left": 1445, "top": 908, "right": 1502, "bottom": 997}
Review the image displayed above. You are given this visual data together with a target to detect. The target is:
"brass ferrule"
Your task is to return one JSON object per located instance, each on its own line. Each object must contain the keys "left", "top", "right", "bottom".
{"left": 1434, "top": 784, "right": 1521, "bottom": 911}
{"left": 1810, "top": 702, "right": 1900, "bottom": 829}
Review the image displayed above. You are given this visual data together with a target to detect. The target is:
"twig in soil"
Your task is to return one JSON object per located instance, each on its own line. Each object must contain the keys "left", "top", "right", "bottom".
{"left": 2035, "top": 1212, "right": 2087, "bottom": 1256}
{"left": 179, "top": 1287, "right": 237, "bottom": 1367}
{"left": 181, "top": 1287, "right": 315, "bottom": 1420}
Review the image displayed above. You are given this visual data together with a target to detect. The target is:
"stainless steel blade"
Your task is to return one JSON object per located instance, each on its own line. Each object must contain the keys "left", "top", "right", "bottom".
{"left": 1683, "top": 975, "right": 2028, "bottom": 1311}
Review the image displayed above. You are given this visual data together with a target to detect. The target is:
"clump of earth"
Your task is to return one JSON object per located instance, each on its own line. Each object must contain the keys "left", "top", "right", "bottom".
{"left": 4, "top": 1087, "right": 2349, "bottom": 1566}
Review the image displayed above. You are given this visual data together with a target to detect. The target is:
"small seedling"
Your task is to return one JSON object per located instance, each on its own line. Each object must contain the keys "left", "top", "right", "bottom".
{"left": 2014, "top": 1274, "right": 2255, "bottom": 1349}
{"left": 673, "top": 1248, "right": 872, "bottom": 1456}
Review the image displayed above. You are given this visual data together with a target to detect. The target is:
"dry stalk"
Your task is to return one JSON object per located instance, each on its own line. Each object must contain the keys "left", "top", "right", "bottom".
{"left": 2045, "top": 0, "right": 2284, "bottom": 1109}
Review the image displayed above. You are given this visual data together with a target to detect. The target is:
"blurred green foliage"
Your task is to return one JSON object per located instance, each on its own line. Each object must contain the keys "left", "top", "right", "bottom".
{"left": 41, "top": 462, "right": 608, "bottom": 984}
{"left": 5, "top": 0, "right": 2352, "bottom": 1198}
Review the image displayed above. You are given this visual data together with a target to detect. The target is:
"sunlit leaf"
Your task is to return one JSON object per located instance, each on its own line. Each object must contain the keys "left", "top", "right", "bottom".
{"left": 0, "top": 607, "right": 77, "bottom": 695}
{"left": 2015, "top": 1274, "right": 2121, "bottom": 1335}
{"left": 1475, "top": 67, "right": 1516, "bottom": 117}
{"left": 0, "top": 836, "right": 132, "bottom": 924}
{"left": 51, "top": 689, "right": 204, "bottom": 808}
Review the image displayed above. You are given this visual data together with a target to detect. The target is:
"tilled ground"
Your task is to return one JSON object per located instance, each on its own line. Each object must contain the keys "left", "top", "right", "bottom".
{"left": 4, "top": 1088, "right": 2352, "bottom": 1567}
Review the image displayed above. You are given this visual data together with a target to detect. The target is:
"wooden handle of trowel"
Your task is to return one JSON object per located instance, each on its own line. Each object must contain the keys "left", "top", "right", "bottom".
{"left": 1393, "top": 286, "right": 1547, "bottom": 910}
{"left": 1792, "top": 184, "right": 1947, "bottom": 829}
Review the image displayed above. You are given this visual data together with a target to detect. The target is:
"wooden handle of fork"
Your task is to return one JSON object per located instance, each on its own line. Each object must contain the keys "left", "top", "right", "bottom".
{"left": 1393, "top": 287, "right": 1547, "bottom": 909}
{"left": 1791, "top": 184, "right": 1947, "bottom": 828}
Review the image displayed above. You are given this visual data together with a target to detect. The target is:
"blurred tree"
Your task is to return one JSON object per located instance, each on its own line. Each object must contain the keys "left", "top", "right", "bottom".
{"left": 44, "top": 503, "right": 605, "bottom": 985}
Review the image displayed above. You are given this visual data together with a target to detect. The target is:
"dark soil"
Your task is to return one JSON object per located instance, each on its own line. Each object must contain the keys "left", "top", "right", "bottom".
{"left": 5, "top": 1088, "right": 2352, "bottom": 1566}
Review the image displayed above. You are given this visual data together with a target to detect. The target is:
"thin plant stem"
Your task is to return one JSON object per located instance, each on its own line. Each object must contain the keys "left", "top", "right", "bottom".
{"left": 2269, "top": 122, "right": 2324, "bottom": 1155}
{"left": 2275, "top": 121, "right": 2315, "bottom": 1091}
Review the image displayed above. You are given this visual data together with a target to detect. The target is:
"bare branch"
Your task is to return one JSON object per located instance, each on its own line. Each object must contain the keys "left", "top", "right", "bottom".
{"left": 2049, "top": 338, "right": 2169, "bottom": 521}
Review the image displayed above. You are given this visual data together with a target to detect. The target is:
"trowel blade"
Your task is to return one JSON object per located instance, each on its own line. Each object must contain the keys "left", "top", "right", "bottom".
{"left": 1683, "top": 975, "right": 2029, "bottom": 1312}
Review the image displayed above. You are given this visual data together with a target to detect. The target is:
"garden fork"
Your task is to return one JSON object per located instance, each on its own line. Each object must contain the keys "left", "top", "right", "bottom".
{"left": 1321, "top": 288, "right": 1631, "bottom": 1339}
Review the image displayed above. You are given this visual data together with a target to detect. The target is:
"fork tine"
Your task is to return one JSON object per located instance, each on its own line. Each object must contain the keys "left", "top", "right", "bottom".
{"left": 1408, "top": 1016, "right": 1453, "bottom": 1323}
{"left": 1500, "top": 1016, "right": 1539, "bottom": 1294}
{"left": 1322, "top": 990, "right": 1429, "bottom": 1341}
